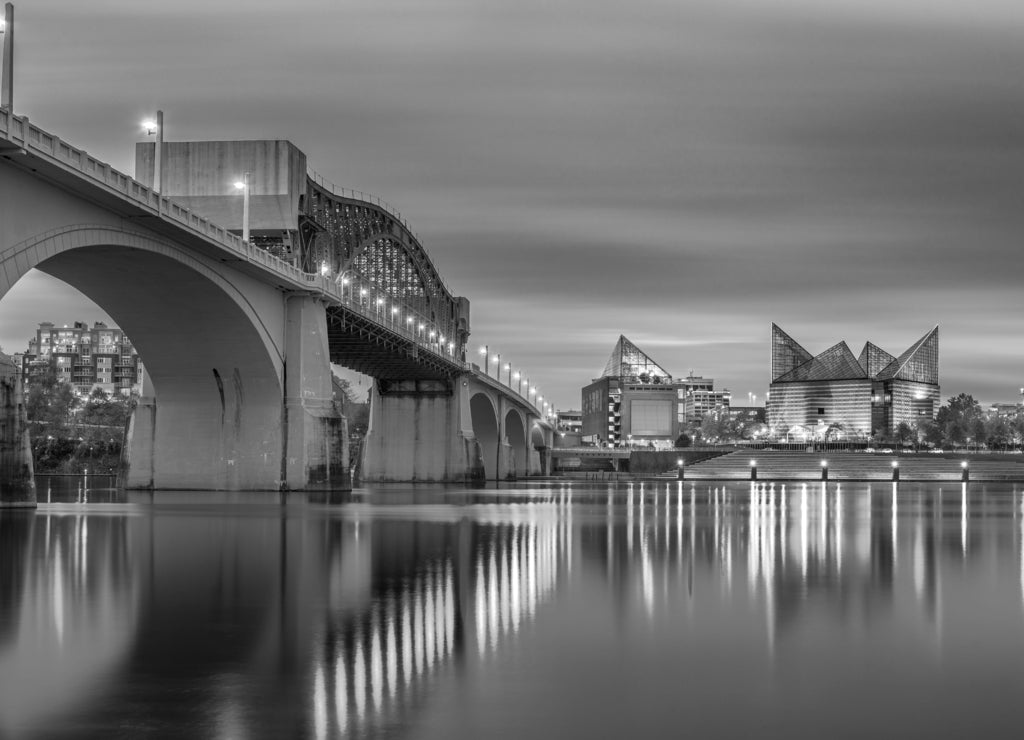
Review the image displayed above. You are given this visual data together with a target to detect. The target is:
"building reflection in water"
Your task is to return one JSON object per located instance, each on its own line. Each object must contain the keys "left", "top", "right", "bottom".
{"left": 586, "top": 481, "right": 1024, "bottom": 652}
{"left": 0, "top": 508, "right": 138, "bottom": 735}
{"left": 310, "top": 493, "right": 573, "bottom": 739}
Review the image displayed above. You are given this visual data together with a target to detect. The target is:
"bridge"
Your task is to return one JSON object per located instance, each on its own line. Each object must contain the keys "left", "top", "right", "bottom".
{"left": 0, "top": 108, "right": 553, "bottom": 503}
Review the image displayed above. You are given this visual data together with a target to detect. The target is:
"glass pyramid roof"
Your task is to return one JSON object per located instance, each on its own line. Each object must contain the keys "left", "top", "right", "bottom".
{"left": 876, "top": 326, "right": 939, "bottom": 384}
{"left": 857, "top": 342, "right": 896, "bottom": 377}
{"left": 771, "top": 324, "right": 814, "bottom": 382}
{"left": 601, "top": 335, "right": 672, "bottom": 381}
{"left": 774, "top": 340, "right": 867, "bottom": 382}
{"left": 772, "top": 325, "right": 939, "bottom": 385}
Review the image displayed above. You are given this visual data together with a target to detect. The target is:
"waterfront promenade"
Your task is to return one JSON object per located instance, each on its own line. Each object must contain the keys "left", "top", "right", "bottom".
{"left": 563, "top": 450, "right": 1024, "bottom": 483}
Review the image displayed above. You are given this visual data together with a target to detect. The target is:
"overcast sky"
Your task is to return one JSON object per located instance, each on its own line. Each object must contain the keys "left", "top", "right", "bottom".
{"left": 2, "top": 0, "right": 1022, "bottom": 408}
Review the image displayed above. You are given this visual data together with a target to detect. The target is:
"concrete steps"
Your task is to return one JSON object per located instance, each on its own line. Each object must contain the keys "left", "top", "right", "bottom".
{"left": 655, "top": 451, "right": 1024, "bottom": 482}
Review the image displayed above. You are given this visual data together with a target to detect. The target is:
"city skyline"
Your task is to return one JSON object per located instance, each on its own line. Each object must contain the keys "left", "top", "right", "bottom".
{"left": 1, "top": 0, "right": 1022, "bottom": 408}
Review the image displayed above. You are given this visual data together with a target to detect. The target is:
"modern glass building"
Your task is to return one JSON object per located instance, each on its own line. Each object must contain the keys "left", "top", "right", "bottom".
{"left": 767, "top": 324, "right": 939, "bottom": 438}
{"left": 581, "top": 336, "right": 730, "bottom": 446}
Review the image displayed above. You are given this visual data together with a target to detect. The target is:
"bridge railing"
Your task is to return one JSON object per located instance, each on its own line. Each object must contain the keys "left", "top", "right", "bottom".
{"left": 0, "top": 109, "right": 546, "bottom": 415}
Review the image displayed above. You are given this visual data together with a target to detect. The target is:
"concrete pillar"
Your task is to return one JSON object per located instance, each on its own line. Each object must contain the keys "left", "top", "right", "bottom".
{"left": 282, "top": 295, "right": 348, "bottom": 491}
{"left": 0, "top": 353, "right": 34, "bottom": 507}
{"left": 122, "top": 297, "right": 348, "bottom": 491}
{"left": 361, "top": 374, "right": 482, "bottom": 482}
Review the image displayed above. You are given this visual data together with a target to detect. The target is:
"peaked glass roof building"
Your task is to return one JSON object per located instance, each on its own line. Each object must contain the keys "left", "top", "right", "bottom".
{"left": 601, "top": 335, "right": 672, "bottom": 382}
{"left": 768, "top": 325, "right": 939, "bottom": 438}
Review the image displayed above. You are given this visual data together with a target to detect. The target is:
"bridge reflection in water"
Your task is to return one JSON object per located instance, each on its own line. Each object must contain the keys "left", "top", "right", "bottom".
{"left": 4, "top": 481, "right": 1024, "bottom": 737}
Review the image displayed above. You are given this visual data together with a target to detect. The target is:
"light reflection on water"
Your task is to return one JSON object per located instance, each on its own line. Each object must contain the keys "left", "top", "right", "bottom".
{"left": 2, "top": 478, "right": 1024, "bottom": 738}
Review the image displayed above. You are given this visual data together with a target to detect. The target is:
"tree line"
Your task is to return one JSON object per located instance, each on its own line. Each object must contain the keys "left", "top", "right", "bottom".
{"left": 679, "top": 393, "right": 1024, "bottom": 450}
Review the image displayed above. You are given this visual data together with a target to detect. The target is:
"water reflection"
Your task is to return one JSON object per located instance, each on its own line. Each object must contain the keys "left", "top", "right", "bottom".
{"left": 311, "top": 497, "right": 572, "bottom": 738}
{"left": 2, "top": 481, "right": 1024, "bottom": 737}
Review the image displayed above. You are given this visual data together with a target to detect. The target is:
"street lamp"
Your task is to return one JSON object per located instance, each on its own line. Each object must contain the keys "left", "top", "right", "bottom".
{"left": 233, "top": 172, "right": 250, "bottom": 243}
{"left": 504, "top": 362, "right": 511, "bottom": 386}
{"left": 1, "top": 3, "right": 14, "bottom": 111}
{"left": 143, "top": 110, "right": 164, "bottom": 194}
{"left": 479, "top": 346, "right": 488, "bottom": 375}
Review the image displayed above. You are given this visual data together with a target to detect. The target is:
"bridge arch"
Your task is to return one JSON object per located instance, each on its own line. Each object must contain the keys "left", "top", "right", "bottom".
{"left": 0, "top": 224, "right": 288, "bottom": 489}
{"left": 504, "top": 408, "right": 528, "bottom": 479}
{"left": 469, "top": 392, "right": 499, "bottom": 481}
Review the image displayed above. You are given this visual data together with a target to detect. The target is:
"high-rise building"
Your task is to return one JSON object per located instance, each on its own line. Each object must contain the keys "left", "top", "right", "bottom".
{"left": 20, "top": 321, "right": 143, "bottom": 396}
{"left": 767, "top": 324, "right": 939, "bottom": 438}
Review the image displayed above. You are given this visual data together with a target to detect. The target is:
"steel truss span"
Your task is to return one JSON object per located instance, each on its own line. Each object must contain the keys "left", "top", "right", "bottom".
{"left": 303, "top": 183, "right": 467, "bottom": 359}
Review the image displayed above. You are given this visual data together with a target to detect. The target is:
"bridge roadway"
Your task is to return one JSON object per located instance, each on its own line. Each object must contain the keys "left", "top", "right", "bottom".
{"left": 0, "top": 108, "right": 552, "bottom": 502}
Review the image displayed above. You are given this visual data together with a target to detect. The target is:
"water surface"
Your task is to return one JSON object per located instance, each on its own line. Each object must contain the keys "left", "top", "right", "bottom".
{"left": 3, "top": 478, "right": 1024, "bottom": 738}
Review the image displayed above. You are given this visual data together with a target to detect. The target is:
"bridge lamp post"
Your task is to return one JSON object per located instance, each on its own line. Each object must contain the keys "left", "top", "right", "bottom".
{"left": 418, "top": 323, "right": 425, "bottom": 342}
{"left": 142, "top": 110, "right": 164, "bottom": 194}
{"left": 479, "top": 346, "right": 488, "bottom": 375}
{"left": 504, "top": 363, "right": 512, "bottom": 386}
{"left": 390, "top": 306, "right": 399, "bottom": 327}
{"left": 359, "top": 288, "right": 367, "bottom": 308}
{"left": 1, "top": 4, "right": 13, "bottom": 111}
{"left": 492, "top": 353, "right": 501, "bottom": 378}
{"left": 233, "top": 173, "right": 250, "bottom": 243}
{"left": 513, "top": 371, "right": 522, "bottom": 395}
{"left": 375, "top": 297, "right": 384, "bottom": 319}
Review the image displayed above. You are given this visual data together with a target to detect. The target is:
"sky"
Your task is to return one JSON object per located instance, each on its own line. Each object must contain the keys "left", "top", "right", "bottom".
{"left": 1, "top": 0, "right": 1023, "bottom": 409}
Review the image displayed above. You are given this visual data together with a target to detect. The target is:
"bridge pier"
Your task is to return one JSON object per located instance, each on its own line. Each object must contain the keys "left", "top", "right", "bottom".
{"left": 122, "top": 296, "right": 348, "bottom": 491}
{"left": 282, "top": 295, "right": 348, "bottom": 490}
{"left": 361, "top": 377, "right": 482, "bottom": 483}
{"left": 0, "top": 353, "right": 35, "bottom": 508}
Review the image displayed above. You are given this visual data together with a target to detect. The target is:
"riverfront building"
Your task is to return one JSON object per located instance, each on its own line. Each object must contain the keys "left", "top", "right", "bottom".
{"left": 20, "top": 321, "right": 143, "bottom": 396}
{"left": 767, "top": 324, "right": 939, "bottom": 439}
{"left": 581, "top": 336, "right": 729, "bottom": 447}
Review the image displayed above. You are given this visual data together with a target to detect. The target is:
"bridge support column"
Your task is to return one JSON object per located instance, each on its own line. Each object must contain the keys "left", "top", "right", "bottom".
{"left": 361, "top": 375, "right": 482, "bottom": 482}
{"left": 283, "top": 296, "right": 349, "bottom": 491}
{"left": 0, "top": 355, "right": 35, "bottom": 508}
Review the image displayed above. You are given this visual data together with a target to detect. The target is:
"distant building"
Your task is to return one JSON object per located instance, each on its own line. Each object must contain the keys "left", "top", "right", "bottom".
{"left": 581, "top": 336, "right": 729, "bottom": 447}
{"left": 767, "top": 324, "right": 939, "bottom": 439}
{"left": 677, "top": 373, "right": 731, "bottom": 425}
{"left": 989, "top": 402, "right": 1022, "bottom": 418}
{"left": 20, "top": 321, "right": 143, "bottom": 396}
{"left": 726, "top": 406, "right": 767, "bottom": 424}
{"left": 555, "top": 410, "right": 582, "bottom": 434}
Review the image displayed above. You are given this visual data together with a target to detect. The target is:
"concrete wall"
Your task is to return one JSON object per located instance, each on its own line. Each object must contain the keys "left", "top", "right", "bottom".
{"left": 135, "top": 140, "right": 306, "bottom": 232}
{"left": 0, "top": 353, "right": 34, "bottom": 507}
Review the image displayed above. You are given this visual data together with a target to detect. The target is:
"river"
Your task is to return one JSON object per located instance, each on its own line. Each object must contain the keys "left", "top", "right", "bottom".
{"left": 2, "top": 477, "right": 1023, "bottom": 738}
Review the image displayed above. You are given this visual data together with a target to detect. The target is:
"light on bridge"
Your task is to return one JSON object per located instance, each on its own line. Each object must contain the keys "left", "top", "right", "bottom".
{"left": 391, "top": 307, "right": 399, "bottom": 315}
{"left": 320, "top": 261, "right": 330, "bottom": 276}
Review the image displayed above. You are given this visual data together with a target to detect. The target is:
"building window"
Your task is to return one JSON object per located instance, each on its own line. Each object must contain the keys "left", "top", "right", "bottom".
{"left": 817, "top": 407, "right": 825, "bottom": 415}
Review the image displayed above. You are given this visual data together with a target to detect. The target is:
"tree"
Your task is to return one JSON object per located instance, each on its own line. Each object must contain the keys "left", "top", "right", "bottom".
{"left": 675, "top": 433, "right": 692, "bottom": 448}
{"left": 895, "top": 422, "right": 914, "bottom": 447}
{"left": 25, "top": 368, "right": 78, "bottom": 437}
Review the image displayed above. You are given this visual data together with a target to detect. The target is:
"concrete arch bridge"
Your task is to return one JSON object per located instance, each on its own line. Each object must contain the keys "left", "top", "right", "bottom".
{"left": 0, "top": 110, "right": 551, "bottom": 503}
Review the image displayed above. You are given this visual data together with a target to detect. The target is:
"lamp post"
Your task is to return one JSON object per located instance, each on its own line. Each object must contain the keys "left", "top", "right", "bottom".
{"left": 233, "top": 172, "right": 250, "bottom": 243}
{"left": 143, "top": 110, "right": 164, "bottom": 194}
{"left": 1, "top": 3, "right": 13, "bottom": 111}
{"left": 504, "top": 362, "right": 512, "bottom": 387}
{"left": 479, "top": 346, "right": 488, "bottom": 375}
